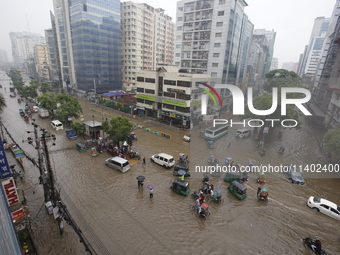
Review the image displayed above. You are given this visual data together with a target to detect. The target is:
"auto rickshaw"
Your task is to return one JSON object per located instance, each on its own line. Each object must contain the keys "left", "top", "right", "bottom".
{"left": 19, "top": 109, "right": 25, "bottom": 116}
{"left": 228, "top": 181, "right": 247, "bottom": 200}
{"left": 224, "top": 171, "right": 241, "bottom": 182}
{"left": 170, "top": 179, "right": 190, "bottom": 196}
{"left": 76, "top": 142, "right": 88, "bottom": 152}
{"left": 257, "top": 187, "right": 268, "bottom": 201}
{"left": 257, "top": 173, "right": 266, "bottom": 184}
{"left": 173, "top": 163, "right": 190, "bottom": 177}
{"left": 91, "top": 147, "right": 98, "bottom": 157}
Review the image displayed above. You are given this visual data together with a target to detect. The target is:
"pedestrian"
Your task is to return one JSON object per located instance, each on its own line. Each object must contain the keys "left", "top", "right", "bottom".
{"left": 142, "top": 157, "right": 146, "bottom": 165}
{"left": 149, "top": 188, "right": 153, "bottom": 198}
{"left": 227, "top": 142, "right": 231, "bottom": 148}
{"left": 138, "top": 180, "right": 141, "bottom": 188}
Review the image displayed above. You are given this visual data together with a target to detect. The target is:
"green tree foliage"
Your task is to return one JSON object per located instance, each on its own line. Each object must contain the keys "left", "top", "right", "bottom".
{"left": 324, "top": 128, "right": 340, "bottom": 156}
{"left": 37, "top": 93, "right": 57, "bottom": 114}
{"left": 54, "top": 94, "right": 83, "bottom": 122}
{"left": 72, "top": 122, "right": 85, "bottom": 135}
{"left": 0, "top": 93, "right": 7, "bottom": 112}
{"left": 102, "top": 116, "right": 132, "bottom": 144}
{"left": 244, "top": 91, "right": 300, "bottom": 127}
{"left": 264, "top": 69, "right": 301, "bottom": 92}
{"left": 40, "top": 82, "right": 54, "bottom": 93}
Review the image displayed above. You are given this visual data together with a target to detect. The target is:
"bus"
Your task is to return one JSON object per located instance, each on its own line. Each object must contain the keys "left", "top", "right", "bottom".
{"left": 204, "top": 125, "right": 229, "bottom": 140}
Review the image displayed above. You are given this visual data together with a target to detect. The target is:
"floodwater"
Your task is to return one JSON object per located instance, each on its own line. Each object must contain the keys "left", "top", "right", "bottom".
{"left": 1, "top": 70, "right": 339, "bottom": 255}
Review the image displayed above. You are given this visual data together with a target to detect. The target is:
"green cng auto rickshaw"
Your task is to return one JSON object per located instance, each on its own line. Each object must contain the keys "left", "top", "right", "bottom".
{"left": 76, "top": 142, "right": 88, "bottom": 152}
{"left": 173, "top": 163, "right": 190, "bottom": 177}
{"left": 224, "top": 171, "right": 241, "bottom": 182}
{"left": 170, "top": 179, "right": 190, "bottom": 196}
{"left": 228, "top": 181, "right": 247, "bottom": 200}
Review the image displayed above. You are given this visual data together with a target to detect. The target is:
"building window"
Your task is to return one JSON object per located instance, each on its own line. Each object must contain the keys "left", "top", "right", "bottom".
{"left": 218, "top": 11, "right": 224, "bottom": 16}
{"left": 177, "top": 17, "right": 183, "bottom": 21}
{"left": 163, "top": 92, "right": 176, "bottom": 98}
{"left": 219, "top": 0, "right": 226, "bottom": 4}
{"left": 177, "top": 26, "right": 182, "bottom": 31}
{"left": 177, "top": 94, "right": 191, "bottom": 100}
{"left": 216, "top": 22, "right": 223, "bottom": 27}
{"left": 164, "top": 80, "right": 176, "bottom": 85}
{"left": 212, "top": 63, "right": 218, "bottom": 67}
{"left": 214, "top": 43, "right": 221, "bottom": 47}
{"left": 176, "top": 44, "right": 181, "bottom": 49}
{"left": 215, "top": 33, "right": 222, "bottom": 37}
{"left": 137, "top": 76, "right": 144, "bottom": 82}
{"left": 145, "top": 89, "right": 155, "bottom": 94}
{"left": 176, "top": 106, "right": 190, "bottom": 113}
{"left": 211, "top": 72, "right": 217, "bottom": 77}
{"left": 213, "top": 53, "right": 219, "bottom": 57}
{"left": 177, "top": 80, "right": 191, "bottom": 87}
{"left": 175, "top": 53, "right": 180, "bottom": 57}
{"left": 145, "top": 78, "right": 155, "bottom": 83}
{"left": 163, "top": 104, "right": 175, "bottom": 110}
{"left": 137, "top": 87, "right": 144, "bottom": 92}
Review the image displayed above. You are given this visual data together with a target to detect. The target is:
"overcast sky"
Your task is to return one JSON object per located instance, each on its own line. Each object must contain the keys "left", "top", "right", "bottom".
{"left": 0, "top": 0, "right": 336, "bottom": 66}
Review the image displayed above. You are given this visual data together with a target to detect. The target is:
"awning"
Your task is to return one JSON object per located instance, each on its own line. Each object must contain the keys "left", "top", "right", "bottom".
{"left": 308, "top": 102, "right": 326, "bottom": 118}
{"left": 102, "top": 92, "right": 126, "bottom": 97}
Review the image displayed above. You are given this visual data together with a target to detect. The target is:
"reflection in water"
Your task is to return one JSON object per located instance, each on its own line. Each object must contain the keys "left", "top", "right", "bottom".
{"left": 1, "top": 71, "right": 339, "bottom": 254}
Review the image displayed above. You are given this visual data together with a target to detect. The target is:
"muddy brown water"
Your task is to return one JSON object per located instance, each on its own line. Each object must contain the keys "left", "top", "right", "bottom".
{"left": 1, "top": 70, "right": 339, "bottom": 255}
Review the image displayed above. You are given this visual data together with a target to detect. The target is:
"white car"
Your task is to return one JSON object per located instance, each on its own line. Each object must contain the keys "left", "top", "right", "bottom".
{"left": 33, "top": 106, "right": 39, "bottom": 112}
{"left": 151, "top": 153, "right": 175, "bottom": 168}
{"left": 307, "top": 196, "right": 340, "bottom": 221}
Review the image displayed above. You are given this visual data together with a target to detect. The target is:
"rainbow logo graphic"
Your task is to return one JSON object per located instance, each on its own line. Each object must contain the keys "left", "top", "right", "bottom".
{"left": 197, "top": 82, "right": 222, "bottom": 115}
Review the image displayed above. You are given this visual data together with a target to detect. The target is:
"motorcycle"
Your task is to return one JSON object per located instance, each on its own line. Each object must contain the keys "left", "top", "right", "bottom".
{"left": 303, "top": 237, "right": 327, "bottom": 255}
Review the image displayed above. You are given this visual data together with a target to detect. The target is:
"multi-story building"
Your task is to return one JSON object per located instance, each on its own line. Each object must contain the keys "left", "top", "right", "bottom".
{"left": 52, "top": 0, "right": 122, "bottom": 93}
{"left": 45, "top": 27, "right": 59, "bottom": 86}
{"left": 34, "top": 44, "right": 50, "bottom": 81}
{"left": 121, "top": 2, "right": 175, "bottom": 92}
{"left": 253, "top": 29, "right": 276, "bottom": 75}
{"left": 297, "top": 17, "right": 330, "bottom": 79}
{"left": 9, "top": 31, "right": 45, "bottom": 70}
{"left": 174, "top": 0, "right": 251, "bottom": 111}
{"left": 270, "top": 57, "right": 278, "bottom": 71}
{"left": 0, "top": 49, "right": 9, "bottom": 64}
{"left": 135, "top": 65, "right": 210, "bottom": 127}
{"left": 309, "top": 0, "right": 340, "bottom": 129}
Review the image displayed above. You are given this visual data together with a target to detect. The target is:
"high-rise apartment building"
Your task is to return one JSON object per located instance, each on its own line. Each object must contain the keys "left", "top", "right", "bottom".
{"left": 298, "top": 17, "right": 330, "bottom": 78}
{"left": 0, "top": 50, "right": 9, "bottom": 64}
{"left": 34, "top": 44, "right": 50, "bottom": 81}
{"left": 121, "top": 2, "right": 175, "bottom": 92}
{"left": 174, "top": 0, "right": 251, "bottom": 110}
{"left": 9, "top": 31, "right": 45, "bottom": 69}
{"left": 253, "top": 29, "right": 276, "bottom": 75}
{"left": 52, "top": 0, "right": 122, "bottom": 93}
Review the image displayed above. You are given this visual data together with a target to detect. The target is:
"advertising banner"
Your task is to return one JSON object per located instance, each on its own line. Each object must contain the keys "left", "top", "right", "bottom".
{"left": 0, "top": 137, "right": 12, "bottom": 179}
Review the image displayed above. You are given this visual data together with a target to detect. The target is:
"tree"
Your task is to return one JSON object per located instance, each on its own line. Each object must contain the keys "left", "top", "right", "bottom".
{"left": 102, "top": 116, "right": 132, "bottom": 144}
{"left": 72, "top": 122, "right": 85, "bottom": 135}
{"left": 0, "top": 93, "right": 7, "bottom": 112}
{"left": 40, "top": 82, "right": 54, "bottom": 93}
{"left": 263, "top": 69, "right": 301, "bottom": 92}
{"left": 324, "top": 128, "right": 340, "bottom": 156}
{"left": 54, "top": 94, "right": 83, "bottom": 122}
{"left": 37, "top": 93, "right": 57, "bottom": 114}
{"left": 244, "top": 91, "right": 300, "bottom": 127}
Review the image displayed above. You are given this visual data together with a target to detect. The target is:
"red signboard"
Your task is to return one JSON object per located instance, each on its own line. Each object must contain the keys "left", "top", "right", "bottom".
{"left": 11, "top": 208, "right": 25, "bottom": 222}
{"left": 2, "top": 177, "right": 19, "bottom": 206}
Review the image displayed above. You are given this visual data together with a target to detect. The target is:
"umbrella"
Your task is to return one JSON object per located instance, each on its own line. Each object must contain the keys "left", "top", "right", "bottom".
{"left": 261, "top": 188, "right": 268, "bottom": 192}
{"left": 136, "top": 176, "right": 145, "bottom": 181}
{"left": 147, "top": 185, "right": 154, "bottom": 190}
{"left": 178, "top": 169, "right": 186, "bottom": 176}
{"left": 248, "top": 161, "right": 255, "bottom": 167}
{"left": 215, "top": 188, "right": 221, "bottom": 195}
{"left": 179, "top": 153, "right": 185, "bottom": 156}
{"left": 203, "top": 173, "right": 210, "bottom": 178}
{"left": 226, "top": 157, "right": 232, "bottom": 161}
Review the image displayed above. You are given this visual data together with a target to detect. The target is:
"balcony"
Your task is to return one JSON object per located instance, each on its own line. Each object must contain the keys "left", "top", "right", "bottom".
{"left": 327, "top": 110, "right": 340, "bottom": 122}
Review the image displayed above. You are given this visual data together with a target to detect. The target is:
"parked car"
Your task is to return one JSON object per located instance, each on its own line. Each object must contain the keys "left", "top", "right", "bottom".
{"left": 282, "top": 164, "right": 305, "bottom": 185}
{"left": 105, "top": 157, "right": 130, "bottom": 173}
{"left": 307, "top": 196, "right": 340, "bottom": 221}
{"left": 65, "top": 129, "right": 78, "bottom": 140}
{"left": 151, "top": 153, "right": 175, "bottom": 168}
{"left": 33, "top": 106, "right": 39, "bottom": 112}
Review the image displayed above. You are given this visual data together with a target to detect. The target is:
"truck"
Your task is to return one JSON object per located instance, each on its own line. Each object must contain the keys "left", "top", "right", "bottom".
{"left": 38, "top": 108, "right": 50, "bottom": 118}
{"left": 65, "top": 129, "right": 78, "bottom": 140}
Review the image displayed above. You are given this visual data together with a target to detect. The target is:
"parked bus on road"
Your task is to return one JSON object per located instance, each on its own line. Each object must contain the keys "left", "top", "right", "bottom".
{"left": 204, "top": 124, "right": 229, "bottom": 140}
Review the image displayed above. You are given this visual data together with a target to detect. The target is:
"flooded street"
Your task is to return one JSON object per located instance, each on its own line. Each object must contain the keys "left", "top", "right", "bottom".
{"left": 1, "top": 70, "right": 339, "bottom": 255}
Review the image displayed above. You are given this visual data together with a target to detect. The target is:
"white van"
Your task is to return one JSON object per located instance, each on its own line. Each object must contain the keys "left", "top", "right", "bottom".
{"left": 51, "top": 120, "right": 64, "bottom": 131}
{"left": 151, "top": 153, "right": 175, "bottom": 168}
{"left": 105, "top": 157, "right": 131, "bottom": 173}
{"left": 236, "top": 128, "right": 251, "bottom": 138}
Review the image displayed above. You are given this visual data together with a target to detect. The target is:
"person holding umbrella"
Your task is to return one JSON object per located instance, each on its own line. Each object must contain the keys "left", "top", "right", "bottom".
{"left": 136, "top": 176, "right": 145, "bottom": 189}
{"left": 147, "top": 184, "right": 154, "bottom": 198}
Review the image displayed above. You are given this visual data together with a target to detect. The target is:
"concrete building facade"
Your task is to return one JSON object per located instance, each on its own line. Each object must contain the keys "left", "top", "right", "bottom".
{"left": 121, "top": 2, "right": 175, "bottom": 92}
